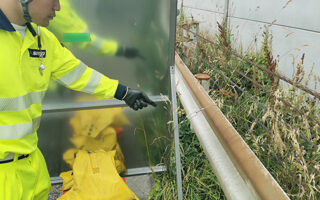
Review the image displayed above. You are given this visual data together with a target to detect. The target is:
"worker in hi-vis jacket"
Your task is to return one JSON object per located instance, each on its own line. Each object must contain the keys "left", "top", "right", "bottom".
{"left": 0, "top": 0, "right": 156, "bottom": 199}
{"left": 48, "top": 0, "right": 140, "bottom": 58}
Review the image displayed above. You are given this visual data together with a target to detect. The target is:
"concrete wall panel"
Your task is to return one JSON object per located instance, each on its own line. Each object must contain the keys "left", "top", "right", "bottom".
{"left": 179, "top": 0, "right": 320, "bottom": 90}
{"left": 184, "top": 7, "right": 225, "bottom": 35}
{"left": 230, "top": 17, "right": 320, "bottom": 90}
{"left": 183, "top": 0, "right": 225, "bottom": 13}
{"left": 229, "top": 0, "right": 320, "bottom": 32}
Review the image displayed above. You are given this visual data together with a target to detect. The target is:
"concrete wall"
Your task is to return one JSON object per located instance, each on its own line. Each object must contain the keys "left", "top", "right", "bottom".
{"left": 178, "top": 0, "right": 226, "bottom": 35}
{"left": 178, "top": 0, "right": 320, "bottom": 90}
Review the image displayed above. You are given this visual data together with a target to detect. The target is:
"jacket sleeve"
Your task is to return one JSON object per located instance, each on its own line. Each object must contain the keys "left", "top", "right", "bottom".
{"left": 49, "top": 32, "right": 126, "bottom": 100}
{"left": 47, "top": 0, "right": 119, "bottom": 56}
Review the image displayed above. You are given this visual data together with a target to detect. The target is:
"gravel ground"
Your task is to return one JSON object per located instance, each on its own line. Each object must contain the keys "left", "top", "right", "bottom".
{"left": 48, "top": 184, "right": 63, "bottom": 200}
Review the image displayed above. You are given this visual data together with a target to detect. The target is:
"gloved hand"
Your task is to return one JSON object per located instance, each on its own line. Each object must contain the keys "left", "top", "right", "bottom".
{"left": 116, "top": 46, "right": 144, "bottom": 59}
{"left": 123, "top": 88, "right": 156, "bottom": 110}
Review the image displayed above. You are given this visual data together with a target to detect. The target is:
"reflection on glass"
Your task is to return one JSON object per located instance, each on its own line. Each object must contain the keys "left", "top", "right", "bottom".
{"left": 38, "top": 100, "right": 170, "bottom": 176}
{"left": 61, "top": 96, "right": 129, "bottom": 175}
{"left": 45, "top": 0, "right": 171, "bottom": 103}
{"left": 39, "top": 0, "right": 173, "bottom": 177}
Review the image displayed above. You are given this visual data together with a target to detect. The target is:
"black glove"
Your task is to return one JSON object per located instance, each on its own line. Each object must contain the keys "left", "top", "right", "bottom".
{"left": 123, "top": 88, "right": 156, "bottom": 110}
{"left": 116, "top": 46, "right": 144, "bottom": 59}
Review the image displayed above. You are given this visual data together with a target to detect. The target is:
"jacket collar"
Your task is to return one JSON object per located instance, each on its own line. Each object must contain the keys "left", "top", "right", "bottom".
{"left": 0, "top": 9, "right": 37, "bottom": 37}
{"left": 0, "top": 9, "right": 15, "bottom": 31}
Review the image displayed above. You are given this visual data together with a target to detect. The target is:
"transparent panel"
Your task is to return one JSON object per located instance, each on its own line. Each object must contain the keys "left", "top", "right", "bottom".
{"left": 40, "top": 0, "right": 175, "bottom": 177}
{"left": 45, "top": 0, "right": 172, "bottom": 103}
{"left": 38, "top": 103, "right": 170, "bottom": 177}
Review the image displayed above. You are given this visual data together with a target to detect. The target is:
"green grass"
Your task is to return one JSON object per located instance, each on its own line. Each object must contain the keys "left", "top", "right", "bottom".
{"left": 148, "top": 108, "right": 226, "bottom": 200}
{"left": 148, "top": 18, "right": 319, "bottom": 200}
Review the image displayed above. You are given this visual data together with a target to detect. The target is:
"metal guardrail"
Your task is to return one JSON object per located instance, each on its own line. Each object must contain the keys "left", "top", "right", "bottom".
{"left": 175, "top": 53, "right": 290, "bottom": 200}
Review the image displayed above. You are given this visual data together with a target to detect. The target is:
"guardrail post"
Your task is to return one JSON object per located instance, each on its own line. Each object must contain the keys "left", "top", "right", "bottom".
{"left": 170, "top": 65, "right": 183, "bottom": 200}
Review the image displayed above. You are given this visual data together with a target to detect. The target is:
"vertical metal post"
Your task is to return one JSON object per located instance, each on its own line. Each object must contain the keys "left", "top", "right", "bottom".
{"left": 195, "top": 22, "right": 200, "bottom": 47}
{"left": 169, "top": 0, "right": 178, "bottom": 66}
{"left": 170, "top": 65, "right": 183, "bottom": 200}
{"left": 168, "top": 0, "right": 182, "bottom": 197}
{"left": 193, "top": 22, "right": 200, "bottom": 59}
{"left": 224, "top": 0, "right": 230, "bottom": 28}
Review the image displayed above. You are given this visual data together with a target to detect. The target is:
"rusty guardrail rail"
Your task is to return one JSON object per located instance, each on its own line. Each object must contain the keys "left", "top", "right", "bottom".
{"left": 175, "top": 53, "right": 290, "bottom": 200}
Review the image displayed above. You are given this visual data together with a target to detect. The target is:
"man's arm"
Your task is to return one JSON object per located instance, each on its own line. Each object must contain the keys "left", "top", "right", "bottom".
{"left": 49, "top": 32, "right": 155, "bottom": 110}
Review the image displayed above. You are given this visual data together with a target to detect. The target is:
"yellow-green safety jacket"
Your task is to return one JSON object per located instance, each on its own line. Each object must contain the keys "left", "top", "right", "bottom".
{"left": 0, "top": 9, "right": 127, "bottom": 159}
{"left": 48, "top": 0, "right": 119, "bottom": 56}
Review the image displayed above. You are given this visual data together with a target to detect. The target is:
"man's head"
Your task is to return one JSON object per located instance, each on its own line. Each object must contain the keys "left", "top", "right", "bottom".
{"left": 20, "top": 0, "right": 60, "bottom": 26}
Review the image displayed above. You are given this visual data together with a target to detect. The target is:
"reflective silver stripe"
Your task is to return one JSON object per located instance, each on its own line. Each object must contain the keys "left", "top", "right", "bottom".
{"left": 0, "top": 117, "right": 41, "bottom": 140}
{"left": 0, "top": 153, "right": 27, "bottom": 162}
{"left": 82, "top": 70, "right": 102, "bottom": 94}
{"left": 87, "top": 37, "right": 103, "bottom": 54}
{"left": 0, "top": 91, "right": 45, "bottom": 111}
{"left": 0, "top": 153, "right": 15, "bottom": 161}
{"left": 56, "top": 62, "right": 87, "bottom": 86}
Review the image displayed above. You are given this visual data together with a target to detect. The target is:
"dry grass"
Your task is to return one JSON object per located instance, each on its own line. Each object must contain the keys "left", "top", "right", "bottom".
{"left": 175, "top": 18, "right": 320, "bottom": 200}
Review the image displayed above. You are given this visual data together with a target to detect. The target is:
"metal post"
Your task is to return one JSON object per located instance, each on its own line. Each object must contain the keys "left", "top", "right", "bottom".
{"left": 224, "top": 0, "right": 230, "bottom": 28}
{"left": 195, "top": 74, "right": 211, "bottom": 92}
{"left": 195, "top": 22, "right": 200, "bottom": 49}
{"left": 170, "top": 65, "right": 183, "bottom": 200}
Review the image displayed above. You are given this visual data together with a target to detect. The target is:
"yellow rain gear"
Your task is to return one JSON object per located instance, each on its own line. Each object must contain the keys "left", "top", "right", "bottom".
{"left": 60, "top": 170, "right": 74, "bottom": 191}
{"left": 69, "top": 107, "right": 129, "bottom": 138}
{"left": 60, "top": 104, "right": 130, "bottom": 194}
{"left": 58, "top": 150, "right": 139, "bottom": 200}
{"left": 63, "top": 106, "right": 129, "bottom": 173}
{"left": 63, "top": 143, "right": 126, "bottom": 174}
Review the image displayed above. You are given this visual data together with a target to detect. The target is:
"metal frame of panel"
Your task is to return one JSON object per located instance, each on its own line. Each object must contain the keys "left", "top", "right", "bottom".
{"left": 46, "top": 3, "right": 182, "bottom": 199}
{"left": 51, "top": 165, "right": 167, "bottom": 184}
{"left": 169, "top": 0, "right": 183, "bottom": 199}
{"left": 46, "top": 95, "right": 170, "bottom": 184}
{"left": 43, "top": 96, "right": 166, "bottom": 113}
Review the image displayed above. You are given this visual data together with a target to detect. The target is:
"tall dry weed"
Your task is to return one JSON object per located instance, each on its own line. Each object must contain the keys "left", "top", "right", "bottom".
{"left": 178, "top": 20, "right": 320, "bottom": 200}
